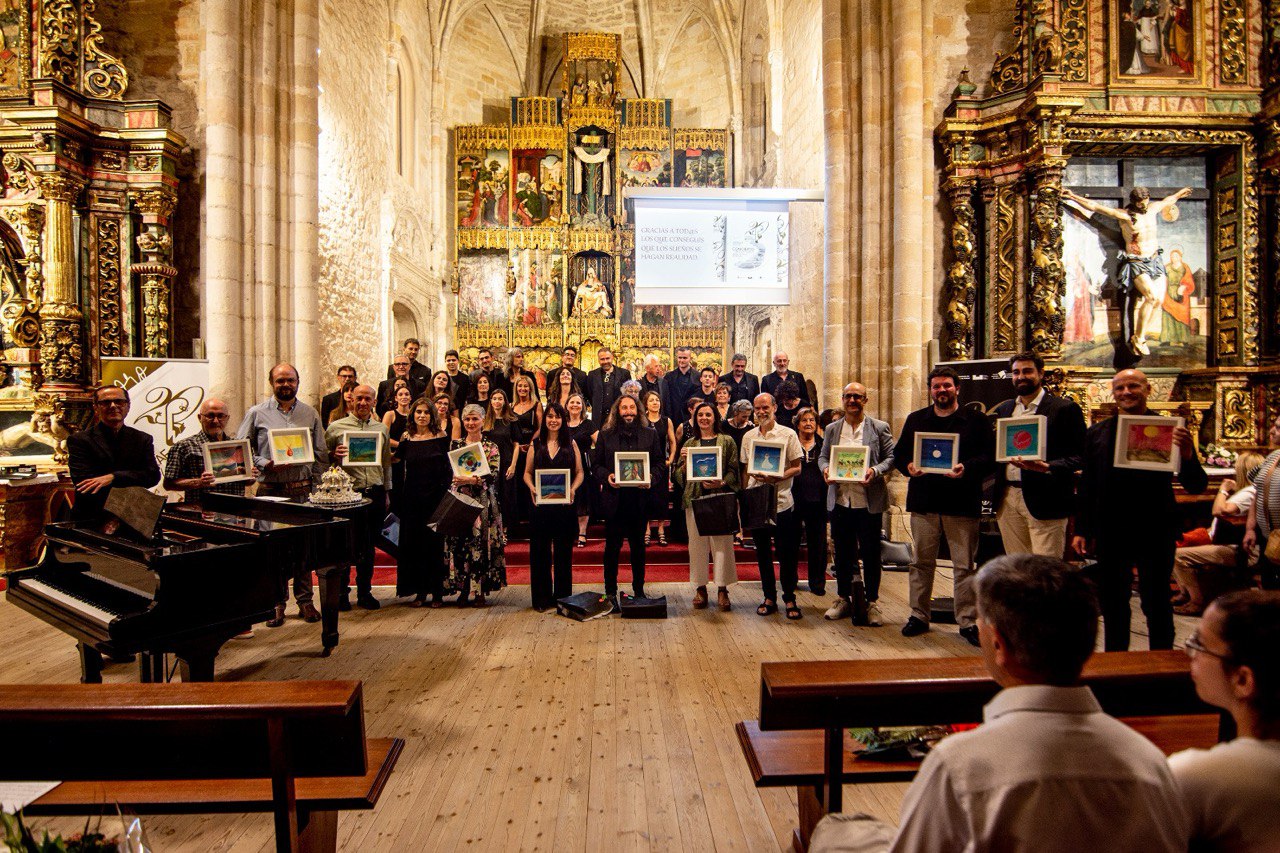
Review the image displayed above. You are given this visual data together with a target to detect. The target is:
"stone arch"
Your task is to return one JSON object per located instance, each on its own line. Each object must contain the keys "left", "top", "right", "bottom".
{"left": 392, "top": 38, "right": 419, "bottom": 185}
{"left": 391, "top": 300, "right": 421, "bottom": 353}
{"left": 653, "top": 7, "right": 734, "bottom": 127}
{"left": 441, "top": 3, "right": 524, "bottom": 125}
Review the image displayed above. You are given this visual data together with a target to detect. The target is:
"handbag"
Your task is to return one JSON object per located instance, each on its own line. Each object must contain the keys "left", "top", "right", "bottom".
{"left": 428, "top": 491, "right": 482, "bottom": 536}
{"left": 1258, "top": 455, "right": 1280, "bottom": 562}
{"left": 692, "top": 491, "right": 740, "bottom": 536}
{"left": 738, "top": 484, "right": 778, "bottom": 531}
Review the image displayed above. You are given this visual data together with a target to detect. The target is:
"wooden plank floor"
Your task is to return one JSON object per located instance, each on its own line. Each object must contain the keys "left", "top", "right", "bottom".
{"left": 0, "top": 568, "right": 1199, "bottom": 852}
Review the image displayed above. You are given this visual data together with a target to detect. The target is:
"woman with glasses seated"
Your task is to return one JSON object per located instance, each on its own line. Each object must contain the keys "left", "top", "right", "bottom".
{"left": 1172, "top": 589, "right": 1280, "bottom": 851}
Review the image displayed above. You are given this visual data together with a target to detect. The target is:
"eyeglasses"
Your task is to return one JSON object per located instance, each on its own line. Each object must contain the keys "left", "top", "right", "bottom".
{"left": 843, "top": 393, "right": 866, "bottom": 401}
{"left": 95, "top": 399, "right": 128, "bottom": 408}
{"left": 201, "top": 413, "right": 229, "bottom": 420}
{"left": 1184, "top": 632, "right": 1231, "bottom": 661}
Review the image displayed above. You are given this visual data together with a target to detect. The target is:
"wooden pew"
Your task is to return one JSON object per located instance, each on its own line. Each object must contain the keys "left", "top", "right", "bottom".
{"left": 0, "top": 681, "right": 402, "bottom": 853}
{"left": 743, "top": 651, "right": 1222, "bottom": 852}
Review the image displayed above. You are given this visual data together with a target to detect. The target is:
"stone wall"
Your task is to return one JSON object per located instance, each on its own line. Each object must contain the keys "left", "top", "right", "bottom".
{"left": 652, "top": 8, "right": 733, "bottom": 127}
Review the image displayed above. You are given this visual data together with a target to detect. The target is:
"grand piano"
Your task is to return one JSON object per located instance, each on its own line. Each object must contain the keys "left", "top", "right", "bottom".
{"left": 7, "top": 496, "right": 355, "bottom": 683}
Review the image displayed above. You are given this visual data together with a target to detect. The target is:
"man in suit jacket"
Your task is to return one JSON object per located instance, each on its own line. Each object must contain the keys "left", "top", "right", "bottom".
{"left": 384, "top": 338, "right": 430, "bottom": 386}
{"left": 68, "top": 386, "right": 162, "bottom": 523}
{"left": 993, "top": 352, "right": 1086, "bottom": 559}
{"left": 761, "top": 351, "right": 811, "bottom": 408}
{"left": 544, "top": 346, "right": 589, "bottom": 398}
{"left": 376, "top": 354, "right": 426, "bottom": 416}
{"left": 585, "top": 347, "right": 631, "bottom": 422}
{"left": 320, "top": 364, "right": 357, "bottom": 425}
{"left": 724, "top": 353, "right": 760, "bottom": 404}
{"left": 818, "top": 381, "right": 895, "bottom": 626}
{"left": 1072, "top": 368, "right": 1207, "bottom": 652}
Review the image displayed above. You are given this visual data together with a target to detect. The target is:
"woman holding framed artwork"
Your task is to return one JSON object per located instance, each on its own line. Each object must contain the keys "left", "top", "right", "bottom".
{"left": 565, "top": 392, "right": 597, "bottom": 547}
{"left": 523, "top": 403, "right": 584, "bottom": 610}
{"left": 448, "top": 404, "right": 507, "bottom": 606}
{"left": 793, "top": 408, "right": 829, "bottom": 596}
{"left": 673, "top": 401, "right": 740, "bottom": 611}
{"left": 641, "top": 389, "right": 676, "bottom": 546}
{"left": 394, "top": 396, "right": 452, "bottom": 607}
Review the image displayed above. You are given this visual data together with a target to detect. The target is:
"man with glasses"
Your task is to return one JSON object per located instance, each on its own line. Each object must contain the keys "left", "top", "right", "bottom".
{"left": 819, "top": 382, "right": 895, "bottom": 626}
{"left": 377, "top": 354, "right": 425, "bottom": 416}
{"left": 545, "top": 345, "right": 589, "bottom": 397}
{"left": 320, "top": 365, "right": 357, "bottom": 425}
{"left": 237, "top": 362, "right": 328, "bottom": 626}
{"left": 67, "top": 386, "right": 161, "bottom": 523}
{"left": 164, "top": 398, "right": 258, "bottom": 501}
{"left": 385, "top": 337, "right": 429, "bottom": 385}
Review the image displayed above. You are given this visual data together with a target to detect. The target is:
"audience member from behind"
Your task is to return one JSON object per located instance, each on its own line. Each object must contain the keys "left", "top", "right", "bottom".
{"left": 1170, "top": 590, "right": 1280, "bottom": 852}
{"left": 812, "top": 554, "right": 1189, "bottom": 852}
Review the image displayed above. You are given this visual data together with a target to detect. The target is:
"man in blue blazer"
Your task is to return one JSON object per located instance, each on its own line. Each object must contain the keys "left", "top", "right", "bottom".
{"left": 992, "top": 351, "right": 1086, "bottom": 559}
{"left": 818, "top": 381, "right": 896, "bottom": 626}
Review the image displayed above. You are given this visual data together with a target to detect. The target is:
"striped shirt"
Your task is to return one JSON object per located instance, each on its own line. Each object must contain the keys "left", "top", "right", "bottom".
{"left": 1250, "top": 449, "right": 1280, "bottom": 537}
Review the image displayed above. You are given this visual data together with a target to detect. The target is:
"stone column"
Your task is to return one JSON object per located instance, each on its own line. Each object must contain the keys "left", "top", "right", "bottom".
{"left": 130, "top": 187, "right": 179, "bottom": 358}
{"left": 1027, "top": 158, "right": 1066, "bottom": 359}
{"left": 291, "top": 0, "right": 321, "bottom": 398}
{"left": 34, "top": 173, "right": 86, "bottom": 388}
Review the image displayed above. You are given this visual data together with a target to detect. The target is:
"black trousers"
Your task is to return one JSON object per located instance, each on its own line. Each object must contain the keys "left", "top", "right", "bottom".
{"left": 1094, "top": 533, "right": 1177, "bottom": 651}
{"left": 794, "top": 499, "right": 828, "bottom": 592}
{"left": 830, "top": 504, "right": 884, "bottom": 602}
{"left": 604, "top": 513, "right": 647, "bottom": 596}
{"left": 530, "top": 506, "right": 576, "bottom": 609}
{"left": 343, "top": 486, "right": 384, "bottom": 599}
{"left": 754, "top": 508, "right": 801, "bottom": 602}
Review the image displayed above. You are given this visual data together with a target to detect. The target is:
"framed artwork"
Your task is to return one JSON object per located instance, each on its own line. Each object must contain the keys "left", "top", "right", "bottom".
{"left": 914, "top": 432, "right": 960, "bottom": 475}
{"left": 829, "top": 444, "right": 870, "bottom": 483}
{"left": 535, "top": 469, "right": 572, "bottom": 505}
{"left": 1114, "top": 415, "right": 1183, "bottom": 472}
{"left": 202, "top": 439, "right": 253, "bottom": 484}
{"left": 343, "top": 431, "right": 383, "bottom": 468}
{"left": 686, "top": 446, "right": 722, "bottom": 482}
{"left": 449, "top": 442, "right": 493, "bottom": 478}
{"left": 614, "top": 451, "right": 651, "bottom": 487}
{"left": 1110, "top": 0, "right": 1204, "bottom": 85}
{"left": 747, "top": 438, "right": 788, "bottom": 477}
{"left": 995, "top": 415, "right": 1048, "bottom": 463}
{"left": 267, "top": 428, "right": 315, "bottom": 466}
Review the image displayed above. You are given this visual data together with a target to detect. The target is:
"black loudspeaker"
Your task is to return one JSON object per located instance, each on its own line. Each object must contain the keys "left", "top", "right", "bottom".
{"left": 930, "top": 596, "right": 957, "bottom": 624}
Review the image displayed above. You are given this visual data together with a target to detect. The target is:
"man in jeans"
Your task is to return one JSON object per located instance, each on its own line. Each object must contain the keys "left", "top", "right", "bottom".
{"left": 740, "top": 393, "right": 804, "bottom": 619}
{"left": 819, "top": 381, "right": 895, "bottom": 627}
{"left": 894, "top": 366, "right": 993, "bottom": 646}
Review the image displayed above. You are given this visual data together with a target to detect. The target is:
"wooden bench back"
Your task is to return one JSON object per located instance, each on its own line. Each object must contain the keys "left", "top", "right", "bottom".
{"left": 760, "top": 650, "right": 1213, "bottom": 730}
{"left": 0, "top": 681, "right": 368, "bottom": 782}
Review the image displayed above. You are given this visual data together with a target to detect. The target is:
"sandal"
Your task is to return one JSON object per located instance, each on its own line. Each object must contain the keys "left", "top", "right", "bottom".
{"left": 644, "top": 529, "right": 652, "bottom": 545}
{"left": 717, "top": 588, "right": 731, "bottom": 611}
{"left": 577, "top": 534, "right": 587, "bottom": 547}
{"left": 657, "top": 529, "right": 667, "bottom": 546}
{"left": 756, "top": 599, "right": 777, "bottom": 616}
{"left": 692, "top": 586, "right": 709, "bottom": 609}
{"left": 784, "top": 597, "right": 802, "bottom": 620}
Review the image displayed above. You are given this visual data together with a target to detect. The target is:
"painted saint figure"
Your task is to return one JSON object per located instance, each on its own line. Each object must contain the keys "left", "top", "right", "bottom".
{"left": 1062, "top": 185, "right": 1192, "bottom": 356}
{"left": 571, "top": 266, "right": 612, "bottom": 318}
{"left": 572, "top": 133, "right": 612, "bottom": 227}
{"left": 1161, "top": 247, "right": 1196, "bottom": 345}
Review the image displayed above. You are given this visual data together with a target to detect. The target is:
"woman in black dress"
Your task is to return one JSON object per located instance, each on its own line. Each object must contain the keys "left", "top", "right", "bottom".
{"left": 428, "top": 370, "right": 453, "bottom": 403}
{"left": 523, "top": 403, "right": 584, "bottom": 610}
{"left": 509, "top": 374, "right": 543, "bottom": 531}
{"left": 564, "top": 392, "right": 597, "bottom": 546}
{"left": 381, "top": 384, "right": 413, "bottom": 514}
{"left": 433, "top": 392, "right": 461, "bottom": 440}
{"left": 641, "top": 389, "right": 676, "bottom": 545}
{"left": 394, "top": 396, "right": 453, "bottom": 606}
{"left": 484, "top": 388, "right": 518, "bottom": 525}
{"left": 467, "top": 373, "right": 492, "bottom": 408}
{"left": 793, "top": 407, "right": 829, "bottom": 596}
{"left": 548, "top": 366, "right": 579, "bottom": 409}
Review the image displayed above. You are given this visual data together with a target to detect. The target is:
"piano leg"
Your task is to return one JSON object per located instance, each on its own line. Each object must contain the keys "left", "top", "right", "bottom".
{"left": 138, "top": 652, "right": 167, "bottom": 683}
{"left": 177, "top": 653, "right": 216, "bottom": 683}
{"left": 78, "top": 642, "right": 104, "bottom": 684}
{"left": 316, "top": 564, "right": 342, "bottom": 656}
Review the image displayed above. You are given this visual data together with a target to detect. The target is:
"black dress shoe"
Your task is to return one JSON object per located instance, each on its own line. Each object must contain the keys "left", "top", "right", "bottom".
{"left": 959, "top": 625, "right": 981, "bottom": 647}
{"left": 901, "top": 616, "right": 930, "bottom": 637}
{"left": 356, "top": 594, "right": 381, "bottom": 610}
{"left": 266, "top": 604, "right": 286, "bottom": 628}
{"left": 337, "top": 597, "right": 352, "bottom": 612}
{"left": 300, "top": 603, "right": 320, "bottom": 623}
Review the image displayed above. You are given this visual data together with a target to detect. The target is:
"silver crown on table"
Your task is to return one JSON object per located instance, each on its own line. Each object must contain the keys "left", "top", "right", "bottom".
{"left": 308, "top": 465, "right": 362, "bottom": 506}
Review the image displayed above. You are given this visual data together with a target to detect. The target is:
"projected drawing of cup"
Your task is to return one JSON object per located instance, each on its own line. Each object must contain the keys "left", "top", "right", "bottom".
{"left": 730, "top": 220, "right": 769, "bottom": 271}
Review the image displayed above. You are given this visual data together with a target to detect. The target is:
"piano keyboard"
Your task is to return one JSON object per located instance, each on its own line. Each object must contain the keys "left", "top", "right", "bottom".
{"left": 17, "top": 579, "right": 119, "bottom": 628}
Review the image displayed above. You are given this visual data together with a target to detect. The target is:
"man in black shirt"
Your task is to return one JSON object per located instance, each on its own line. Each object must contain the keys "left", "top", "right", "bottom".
{"left": 443, "top": 349, "right": 471, "bottom": 408}
{"left": 637, "top": 353, "right": 664, "bottom": 402}
{"left": 545, "top": 346, "right": 589, "bottom": 397}
{"left": 894, "top": 365, "right": 993, "bottom": 645}
{"left": 660, "top": 346, "right": 697, "bottom": 418}
{"left": 761, "top": 351, "right": 811, "bottom": 408}
{"left": 1072, "top": 368, "right": 1207, "bottom": 651}
{"left": 385, "top": 337, "right": 430, "bottom": 385}
{"left": 376, "top": 354, "right": 425, "bottom": 416}
{"left": 723, "top": 353, "right": 760, "bottom": 404}
{"left": 585, "top": 346, "right": 631, "bottom": 422}
{"left": 68, "top": 386, "right": 162, "bottom": 523}
{"left": 320, "top": 364, "right": 356, "bottom": 425}
{"left": 593, "top": 395, "right": 661, "bottom": 604}
{"left": 469, "top": 347, "right": 506, "bottom": 397}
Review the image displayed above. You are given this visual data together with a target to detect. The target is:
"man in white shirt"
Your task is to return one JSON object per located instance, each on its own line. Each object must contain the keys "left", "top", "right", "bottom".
{"left": 740, "top": 393, "right": 804, "bottom": 619}
{"left": 810, "top": 554, "right": 1189, "bottom": 853}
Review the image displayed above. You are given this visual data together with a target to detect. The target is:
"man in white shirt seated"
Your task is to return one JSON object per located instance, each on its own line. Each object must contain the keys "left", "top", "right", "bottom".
{"left": 1169, "top": 589, "right": 1280, "bottom": 853}
{"left": 810, "top": 554, "right": 1189, "bottom": 853}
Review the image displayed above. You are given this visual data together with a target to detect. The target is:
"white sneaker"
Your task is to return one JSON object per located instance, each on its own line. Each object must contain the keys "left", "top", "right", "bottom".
{"left": 824, "top": 598, "right": 851, "bottom": 620}
{"left": 866, "top": 602, "right": 883, "bottom": 627}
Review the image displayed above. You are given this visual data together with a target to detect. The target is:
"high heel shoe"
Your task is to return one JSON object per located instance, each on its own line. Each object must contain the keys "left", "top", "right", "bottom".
{"left": 577, "top": 533, "right": 587, "bottom": 547}
{"left": 657, "top": 529, "right": 667, "bottom": 546}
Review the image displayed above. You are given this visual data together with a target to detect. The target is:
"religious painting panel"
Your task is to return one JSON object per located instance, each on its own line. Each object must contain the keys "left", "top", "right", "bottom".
{"left": 0, "top": 0, "right": 29, "bottom": 97}
{"left": 674, "top": 147, "right": 727, "bottom": 188}
{"left": 457, "top": 252, "right": 511, "bottom": 325}
{"left": 457, "top": 150, "right": 511, "bottom": 228}
{"left": 1110, "top": 0, "right": 1204, "bottom": 85}
{"left": 570, "top": 127, "right": 614, "bottom": 227}
{"left": 514, "top": 248, "right": 564, "bottom": 327}
{"left": 567, "top": 58, "right": 618, "bottom": 110}
{"left": 1060, "top": 185, "right": 1209, "bottom": 369}
{"left": 511, "top": 150, "right": 564, "bottom": 227}
{"left": 569, "top": 252, "right": 615, "bottom": 319}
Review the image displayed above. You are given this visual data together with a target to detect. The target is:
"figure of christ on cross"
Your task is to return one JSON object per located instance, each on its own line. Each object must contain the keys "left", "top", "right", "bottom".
{"left": 1062, "top": 185, "right": 1192, "bottom": 357}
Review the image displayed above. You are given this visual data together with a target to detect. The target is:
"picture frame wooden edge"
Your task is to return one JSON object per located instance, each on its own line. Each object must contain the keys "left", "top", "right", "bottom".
{"left": 614, "top": 451, "right": 652, "bottom": 487}
{"left": 448, "top": 441, "right": 493, "bottom": 479}
{"left": 535, "top": 468, "right": 573, "bottom": 505}
{"left": 827, "top": 443, "right": 870, "bottom": 483}
{"left": 1113, "top": 414, "right": 1184, "bottom": 472}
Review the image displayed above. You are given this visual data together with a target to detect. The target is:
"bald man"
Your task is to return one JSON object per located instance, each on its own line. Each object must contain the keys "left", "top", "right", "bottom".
{"left": 164, "top": 397, "right": 258, "bottom": 500}
{"left": 1072, "top": 368, "right": 1207, "bottom": 651}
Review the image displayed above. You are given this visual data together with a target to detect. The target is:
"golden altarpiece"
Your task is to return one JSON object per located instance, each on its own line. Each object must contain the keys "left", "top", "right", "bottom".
{"left": 937, "top": 0, "right": 1280, "bottom": 451}
{"left": 451, "top": 32, "right": 732, "bottom": 378}
{"left": 0, "top": 1, "right": 185, "bottom": 567}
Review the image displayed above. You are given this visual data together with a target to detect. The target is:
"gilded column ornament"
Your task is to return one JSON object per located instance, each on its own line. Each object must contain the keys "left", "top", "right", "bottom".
{"left": 1220, "top": 387, "right": 1255, "bottom": 443}
{"left": 96, "top": 218, "right": 123, "bottom": 357}
{"left": 1242, "top": 137, "right": 1261, "bottom": 365}
{"left": 1059, "top": 0, "right": 1088, "bottom": 83}
{"left": 37, "top": 0, "right": 129, "bottom": 100}
{"left": 1028, "top": 160, "right": 1066, "bottom": 359}
{"left": 989, "top": 0, "right": 1028, "bottom": 94}
{"left": 34, "top": 172, "right": 86, "bottom": 385}
{"left": 942, "top": 179, "right": 978, "bottom": 360}
{"left": 991, "top": 183, "right": 1018, "bottom": 353}
{"left": 1266, "top": 0, "right": 1280, "bottom": 87}
{"left": 130, "top": 188, "right": 178, "bottom": 358}
{"left": 1219, "top": 0, "right": 1248, "bottom": 85}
